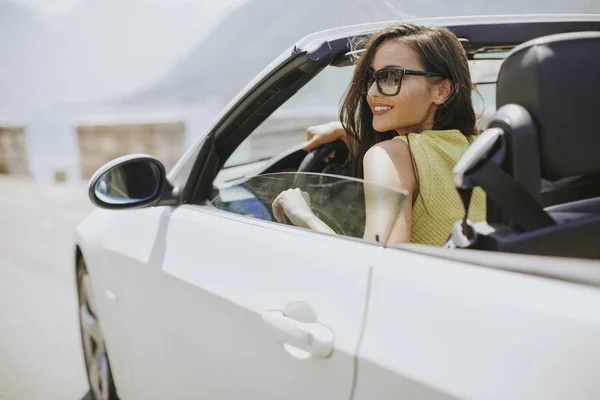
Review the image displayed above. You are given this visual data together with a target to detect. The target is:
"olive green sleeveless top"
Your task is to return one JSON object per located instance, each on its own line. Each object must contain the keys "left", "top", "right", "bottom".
{"left": 394, "top": 129, "right": 486, "bottom": 246}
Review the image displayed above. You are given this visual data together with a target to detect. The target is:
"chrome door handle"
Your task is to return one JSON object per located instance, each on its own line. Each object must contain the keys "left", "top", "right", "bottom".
{"left": 262, "top": 310, "right": 334, "bottom": 357}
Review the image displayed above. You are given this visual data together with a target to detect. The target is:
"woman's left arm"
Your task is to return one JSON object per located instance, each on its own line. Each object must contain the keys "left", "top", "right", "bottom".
{"left": 272, "top": 139, "right": 416, "bottom": 243}
{"left": 362, "top": 139, "right": 417, "bottom": 244}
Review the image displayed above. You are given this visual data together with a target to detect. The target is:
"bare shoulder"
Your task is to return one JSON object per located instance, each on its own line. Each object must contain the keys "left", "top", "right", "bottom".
{"left": 363, "top": 138, "right": 416, "bottom": 191}
{"left": 365, "top": 137, "right": 410, "bottom": 159}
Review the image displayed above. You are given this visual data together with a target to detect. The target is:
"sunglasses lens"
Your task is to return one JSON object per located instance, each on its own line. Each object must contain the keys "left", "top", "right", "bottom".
{"left": 377, "top": 69, "right": 402, "bottom": 95}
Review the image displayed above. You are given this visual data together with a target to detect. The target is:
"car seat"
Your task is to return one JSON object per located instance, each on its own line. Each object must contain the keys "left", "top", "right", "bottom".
{"left": 448, "top": 31, "right": 600, "bottom": 259}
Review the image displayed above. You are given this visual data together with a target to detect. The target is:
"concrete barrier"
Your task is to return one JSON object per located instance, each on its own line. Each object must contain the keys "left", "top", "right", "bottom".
{"left": 76, "top": 118, "right": 186, "bottom": 179}
{"left": 0, "top": 124, "right": 30, "bottom": 176}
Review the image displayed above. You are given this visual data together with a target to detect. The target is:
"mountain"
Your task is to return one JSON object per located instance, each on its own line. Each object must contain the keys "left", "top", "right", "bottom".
{"left": 3, "top": 0, "right": 598, "bottom": 115}
{"left": 0, "top": 0, "right": 240, "bottom": 116}
{"left": 126, "top": 0, "right": 403, "bottom": 106}
{"left": 127, "top": 0, "right": 600, "bottom": 108}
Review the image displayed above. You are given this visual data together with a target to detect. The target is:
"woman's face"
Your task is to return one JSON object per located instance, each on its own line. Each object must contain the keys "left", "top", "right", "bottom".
{"left": 366, "top": 39, "right": 442, "bottom": 135}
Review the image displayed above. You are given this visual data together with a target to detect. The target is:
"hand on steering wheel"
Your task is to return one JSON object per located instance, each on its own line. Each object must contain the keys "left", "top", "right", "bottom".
{"left": 303, "top": 121, "right": 346, "bottom": 153}
{"left": 297, "top": 139, "right": 351, "bottom": 175}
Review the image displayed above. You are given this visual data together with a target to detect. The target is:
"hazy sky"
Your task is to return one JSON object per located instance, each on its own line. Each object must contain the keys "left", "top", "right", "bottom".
{"left": 3, "top": 0, "right": 251, "bottom": 113}
{"left": 11, "top": 0, "right": 78, "bottom": 16}
{"left": 11, "top": 0, "right": 247, "bottom": 18}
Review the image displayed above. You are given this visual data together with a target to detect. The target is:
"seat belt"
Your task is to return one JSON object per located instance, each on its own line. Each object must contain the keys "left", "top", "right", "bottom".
{"left": 446, "top": 154, "right": 556, "bottom": 248}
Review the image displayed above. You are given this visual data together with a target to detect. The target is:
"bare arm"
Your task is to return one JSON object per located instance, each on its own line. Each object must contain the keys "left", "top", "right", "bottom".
{"left": 362, "top": 139, "right": 417, "bottom": 244}
{"left": 274, "top": 138, "right": 416, "bottom": 243}
{"left": 304, "top": 121, "right": 348, "bottom": 152}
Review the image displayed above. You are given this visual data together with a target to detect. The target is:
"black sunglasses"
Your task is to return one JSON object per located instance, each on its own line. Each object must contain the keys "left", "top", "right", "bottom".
{"left": 366, "top": 67, "right": 443, "bottom": 96}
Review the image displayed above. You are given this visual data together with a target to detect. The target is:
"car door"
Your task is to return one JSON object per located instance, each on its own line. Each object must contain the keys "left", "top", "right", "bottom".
{"left": 115, "top": 172, "right": 406, "bottom": 399}
{"left": 353, "top": 247, "right": 600, "bottom": 400}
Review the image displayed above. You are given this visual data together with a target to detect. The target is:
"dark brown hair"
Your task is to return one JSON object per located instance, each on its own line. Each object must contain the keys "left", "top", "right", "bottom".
{"left": 340, "top": 23, "right": 478, "bottom": 177}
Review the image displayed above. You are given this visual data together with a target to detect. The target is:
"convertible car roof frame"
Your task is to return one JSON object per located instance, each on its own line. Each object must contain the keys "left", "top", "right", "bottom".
{"left": 299, "top": 15, "right": 600, "bottom": 66}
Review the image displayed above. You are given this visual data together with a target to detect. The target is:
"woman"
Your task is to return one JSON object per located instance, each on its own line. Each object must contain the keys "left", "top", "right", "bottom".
{"left": 273, "top": 23, "right": 486, "bottom": 246}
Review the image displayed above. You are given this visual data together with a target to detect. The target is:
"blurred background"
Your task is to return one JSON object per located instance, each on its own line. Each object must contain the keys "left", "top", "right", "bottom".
{"left": 2, "top": 0, "right": 599, "bottom": 182}
{"left": 1, "top": 1, "right": 599, "bottom": 399}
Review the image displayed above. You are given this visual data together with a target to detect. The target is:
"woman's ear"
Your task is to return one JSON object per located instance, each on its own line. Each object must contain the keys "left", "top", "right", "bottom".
{"left": 433, "top": 79, "right": 454, "bottom": 105}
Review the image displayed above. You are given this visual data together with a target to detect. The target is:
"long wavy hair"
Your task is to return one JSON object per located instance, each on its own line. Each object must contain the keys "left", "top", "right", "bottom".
{"left": 340, "top": 24, "right": 478, "bottom": 178}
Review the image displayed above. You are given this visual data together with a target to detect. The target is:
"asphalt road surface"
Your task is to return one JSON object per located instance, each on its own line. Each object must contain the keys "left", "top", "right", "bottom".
{"left": 0, "top": 177, "right": 92, "bottom": 400}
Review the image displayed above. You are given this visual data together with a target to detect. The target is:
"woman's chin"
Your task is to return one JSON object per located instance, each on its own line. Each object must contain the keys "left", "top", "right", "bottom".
{"left": 372, "top": 120, "right": 394, "bottom": 133}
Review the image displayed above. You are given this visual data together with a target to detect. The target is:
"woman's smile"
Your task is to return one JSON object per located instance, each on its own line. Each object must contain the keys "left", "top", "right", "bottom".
{"left": 372, "top": 103, "right": 394, "bottom": 116}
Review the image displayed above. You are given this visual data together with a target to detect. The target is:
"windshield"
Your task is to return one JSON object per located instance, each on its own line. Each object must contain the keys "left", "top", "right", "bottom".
{"left": 222, "top": 66, "right": 353, "bottom": 170}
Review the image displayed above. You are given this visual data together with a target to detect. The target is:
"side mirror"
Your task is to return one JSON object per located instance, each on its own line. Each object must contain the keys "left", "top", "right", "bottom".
{"left": 88, "top": 154, "right": 178, "bottom": 209}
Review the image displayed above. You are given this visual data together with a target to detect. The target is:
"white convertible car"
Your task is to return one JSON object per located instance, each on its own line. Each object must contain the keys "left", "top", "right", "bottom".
{"left": 75, "top": 15, "right": 600, "bottom": 400}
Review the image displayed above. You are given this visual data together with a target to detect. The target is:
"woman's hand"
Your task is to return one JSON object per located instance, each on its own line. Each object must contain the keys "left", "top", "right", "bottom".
{"left": 303, "top": 121, "right": 346, "bottom": 152}
{"left": 272, "top": 188, "right": 314, "bottom": 228}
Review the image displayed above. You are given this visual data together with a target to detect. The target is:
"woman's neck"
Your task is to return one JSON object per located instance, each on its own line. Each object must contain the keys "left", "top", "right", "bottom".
{"left": 395, "top": 121, "right": 434, "bottom": 136}
{"left": 395, "top": 108, "right": 436, "bottom": 136}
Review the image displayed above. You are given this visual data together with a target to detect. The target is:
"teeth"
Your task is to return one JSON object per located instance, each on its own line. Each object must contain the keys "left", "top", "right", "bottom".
{"left": 374, "top": 106, "right": 392, "bottom": 112}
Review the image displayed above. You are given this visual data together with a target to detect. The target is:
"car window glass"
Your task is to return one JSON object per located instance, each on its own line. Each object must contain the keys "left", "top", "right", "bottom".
{"left": 211, "top": 172, "right": 408, "bottom": 244}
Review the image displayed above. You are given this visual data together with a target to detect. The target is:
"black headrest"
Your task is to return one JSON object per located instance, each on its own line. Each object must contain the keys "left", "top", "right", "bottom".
{"left": 496, "top": 31, "right": 600, "bottom": 181}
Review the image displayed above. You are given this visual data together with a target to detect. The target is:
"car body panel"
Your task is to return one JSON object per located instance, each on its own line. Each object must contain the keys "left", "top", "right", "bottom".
{"left": 78, "top": 203, "right": 389, "bottom": 399}
{"left": 75, "top": 206, "right": 168, "bottom": 400}
{"left": 355, "top": 249, "right": 600, "bottom": 399}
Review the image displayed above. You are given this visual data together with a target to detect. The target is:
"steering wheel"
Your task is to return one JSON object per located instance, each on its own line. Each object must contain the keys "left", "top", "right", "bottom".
{"left": 296, "top": 139, "right": 351, "bottom": 177}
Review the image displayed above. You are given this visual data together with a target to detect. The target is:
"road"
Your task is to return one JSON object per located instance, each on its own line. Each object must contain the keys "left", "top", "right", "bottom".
{"left": 0, "top": 177, "right": 91, "bottom": 400}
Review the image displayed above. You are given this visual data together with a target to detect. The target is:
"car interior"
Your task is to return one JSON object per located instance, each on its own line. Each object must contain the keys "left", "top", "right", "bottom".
{"left": 189, "top": 19, "right": 600, "bottom": 269}
{"left": 449, "top": 31, "right": 600, "bottom": 259}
